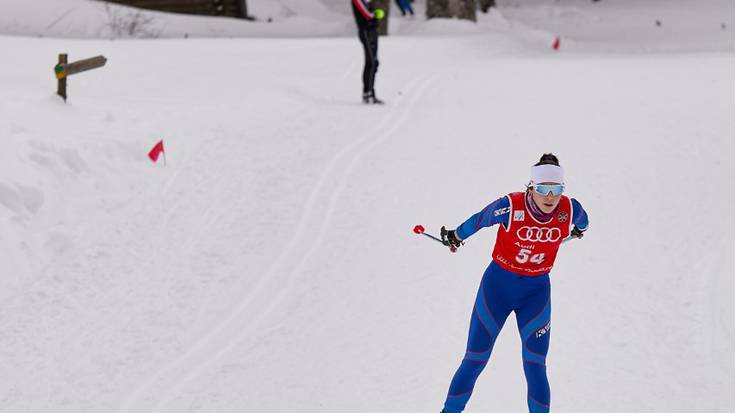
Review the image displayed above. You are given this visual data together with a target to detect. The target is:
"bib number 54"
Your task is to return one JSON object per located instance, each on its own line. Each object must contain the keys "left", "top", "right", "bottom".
{"left": 516, "top": 248, "right": 545, "bottom": 264}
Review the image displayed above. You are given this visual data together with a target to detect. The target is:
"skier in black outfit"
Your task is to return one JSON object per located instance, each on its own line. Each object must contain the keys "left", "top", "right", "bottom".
{"left": 351, "top": 0, "right": 384, "bottom": 104}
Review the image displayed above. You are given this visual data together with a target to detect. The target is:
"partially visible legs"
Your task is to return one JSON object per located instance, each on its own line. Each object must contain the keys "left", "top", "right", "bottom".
{"left": 443, "top": 267, "right": 513, "bottom": 413}
{"left": 358, "top": 27, "right": 381, "bottom": 105}
{"left": 358, "top": 28, "right": 377, "bottom": 95}
{"left": 396, "top": 0, "right": 414, "bottom": 15}
{"left": 366, "top": 28, "right": 379, "bottom": 89}
{"left": 394, "top": 0, "right": 407, "bottom": 16}
{"left": 515, "top": 276, "right": 552, "bottom": 413}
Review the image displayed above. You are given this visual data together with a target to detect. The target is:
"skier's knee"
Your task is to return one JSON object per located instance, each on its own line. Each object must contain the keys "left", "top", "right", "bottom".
{"left": 458, "top": 357, "right": 488, "bottom": 379}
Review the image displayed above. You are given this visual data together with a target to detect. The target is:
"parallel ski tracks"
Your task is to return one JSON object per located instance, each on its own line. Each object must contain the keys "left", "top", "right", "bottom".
{"left": 116, "top": 75, "right": 437, "bottom": 412}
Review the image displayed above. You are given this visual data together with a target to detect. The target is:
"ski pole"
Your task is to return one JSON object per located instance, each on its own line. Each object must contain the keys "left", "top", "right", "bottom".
{"left": 413, "top": 224, "right": 457, "bottom": 253}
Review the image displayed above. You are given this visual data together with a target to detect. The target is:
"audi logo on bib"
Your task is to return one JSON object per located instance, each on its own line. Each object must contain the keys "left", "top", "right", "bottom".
{"left": 516, "top": 226, "right": 562, "bottom": 243}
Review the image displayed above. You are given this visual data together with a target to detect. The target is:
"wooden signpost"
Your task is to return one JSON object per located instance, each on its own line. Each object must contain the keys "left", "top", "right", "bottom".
{"left": 54, "top": 54, "right": 107, "bottom": 101}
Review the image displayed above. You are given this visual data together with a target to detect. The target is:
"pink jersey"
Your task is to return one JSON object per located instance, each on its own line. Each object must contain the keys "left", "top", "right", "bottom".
{"left": 492, "top": 192, "right": 572, "bottom": 276}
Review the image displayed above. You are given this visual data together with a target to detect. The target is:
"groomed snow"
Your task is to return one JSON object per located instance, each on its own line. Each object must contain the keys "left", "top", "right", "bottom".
{"left": 1, "top": 1, "right": 734, "bottom": 412}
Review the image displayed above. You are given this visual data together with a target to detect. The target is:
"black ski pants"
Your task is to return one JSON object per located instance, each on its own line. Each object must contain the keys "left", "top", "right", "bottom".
{"left": 358, "top": 27, "right": 379, "bottom": 94}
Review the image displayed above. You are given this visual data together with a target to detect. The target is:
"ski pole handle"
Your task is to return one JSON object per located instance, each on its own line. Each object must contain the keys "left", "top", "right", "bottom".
{"left": 413, "top": 225, "right": 457, "bottom": 253}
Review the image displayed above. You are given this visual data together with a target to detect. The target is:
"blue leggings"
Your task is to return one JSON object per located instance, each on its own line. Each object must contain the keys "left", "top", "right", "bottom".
{"left": 444, "top": 261, "right": 551, "bottom": 413}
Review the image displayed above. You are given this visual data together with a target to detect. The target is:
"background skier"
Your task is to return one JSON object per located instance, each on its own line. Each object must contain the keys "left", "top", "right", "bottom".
{"left": 351, "top": 0, "right": 384, "bottom": 104}
{"left": 395, "top": 0, "right": 415, "bottom": 16}
{"left": 439, "top": 153, "right": 589, "bottom": 413}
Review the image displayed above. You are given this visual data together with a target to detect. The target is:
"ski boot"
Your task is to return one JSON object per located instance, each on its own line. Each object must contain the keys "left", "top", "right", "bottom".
{"left": 362, "top": 90, "right": 384, "bottom": 105}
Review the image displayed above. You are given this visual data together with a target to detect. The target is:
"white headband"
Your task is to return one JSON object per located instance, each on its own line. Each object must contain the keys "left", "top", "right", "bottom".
{"left": 530, "top": 164, "right": 564, "bottom": 185}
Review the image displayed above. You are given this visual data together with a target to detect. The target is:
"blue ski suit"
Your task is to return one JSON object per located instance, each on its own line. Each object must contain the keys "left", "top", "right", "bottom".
{"left": 443, "top": 195, "right": 589, "bottom": 413}
{"left": 395, "top": 0, "right": 414, "bottom": 16}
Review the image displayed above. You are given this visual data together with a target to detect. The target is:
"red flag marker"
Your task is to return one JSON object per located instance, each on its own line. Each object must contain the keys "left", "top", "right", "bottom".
{"left": 148, "top": 139, "right": 166, "bottom": 164}
{"left": 552, "top": 36, "right": 560, "bottom": 51}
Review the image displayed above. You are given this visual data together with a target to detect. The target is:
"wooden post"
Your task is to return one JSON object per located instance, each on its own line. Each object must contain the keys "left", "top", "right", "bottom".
{"left": 56, "top": 54, "right": 67, "bottom": 101}
{"left": 53, "top": 54, "right": 107, "bottom": 102}
{"left": 60, "top": 56, "right": 107, "bottom": 77}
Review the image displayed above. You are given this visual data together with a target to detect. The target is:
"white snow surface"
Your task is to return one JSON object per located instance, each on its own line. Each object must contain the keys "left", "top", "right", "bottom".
{"left": 1, "top": 1, "right": 735, "bottom": 412}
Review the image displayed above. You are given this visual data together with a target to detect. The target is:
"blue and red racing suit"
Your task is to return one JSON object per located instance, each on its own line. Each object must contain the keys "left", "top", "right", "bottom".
{"left": 443, "top": 192, "right": 588, "bottom": 413}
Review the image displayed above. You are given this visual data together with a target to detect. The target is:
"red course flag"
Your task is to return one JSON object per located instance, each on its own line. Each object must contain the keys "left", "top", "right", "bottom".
{"left": 148, "top": 139, "right": 165, "bottom": 163}
{"left": 552, "top": 36, "right": 561, "bottom": 50}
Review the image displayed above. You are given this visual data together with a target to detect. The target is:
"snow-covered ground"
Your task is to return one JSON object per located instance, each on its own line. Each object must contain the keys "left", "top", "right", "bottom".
{"left": 1, "top": 1, "right": 734, "bottom": 412}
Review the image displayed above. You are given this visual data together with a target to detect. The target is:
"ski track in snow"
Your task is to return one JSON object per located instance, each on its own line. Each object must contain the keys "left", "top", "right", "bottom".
{"left": 116, "top": 73, "right": 436, "bottom": 413}
{"left": 4, "top": 2, "right": 735, "bottom": 410}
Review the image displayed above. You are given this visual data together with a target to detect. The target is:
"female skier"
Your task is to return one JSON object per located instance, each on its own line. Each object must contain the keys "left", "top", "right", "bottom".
{"left": 438, "top": 153, "right": 589, "bottom": 413}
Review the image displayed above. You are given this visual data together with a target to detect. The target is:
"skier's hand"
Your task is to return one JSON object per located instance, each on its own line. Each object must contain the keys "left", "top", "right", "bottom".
{"left": 571, "top": 226, "right": 586, "bottom": 239}
{"left": 440, "top": 226, "right": 463, "bottom": 251}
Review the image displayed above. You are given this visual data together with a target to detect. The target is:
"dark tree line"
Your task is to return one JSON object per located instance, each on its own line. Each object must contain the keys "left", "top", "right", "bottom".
{"left": 368, "top": 0, "right": 499, "bottom": 35}
{"left": 427, "top": 0, "right": 496, "bottom": 22}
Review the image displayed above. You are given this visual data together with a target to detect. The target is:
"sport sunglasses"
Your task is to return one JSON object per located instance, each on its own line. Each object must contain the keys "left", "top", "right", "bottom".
{"left": 532, "top": 183, "right": 565, "bottom": 197}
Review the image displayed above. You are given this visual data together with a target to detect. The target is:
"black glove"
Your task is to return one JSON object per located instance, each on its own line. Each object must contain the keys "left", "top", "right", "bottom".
{"left": 440, "top": 226, "right": 463, "bottom": 250}
{"left": 571, "top": 226, "right": 586, "bottom": 239}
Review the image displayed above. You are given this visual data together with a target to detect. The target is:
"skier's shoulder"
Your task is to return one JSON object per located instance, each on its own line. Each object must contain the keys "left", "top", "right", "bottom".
{"left": 568, "top": 197, "right": 589, "bottom": 229}
{"left": 506, "top": 191, "right": 524, "bottom": 201}
{"left": 479, "top": 194, "right": 512, "bottom": 220}
{"left": 569, "top": 197, "right": 586, "bottom": 213}
{"left": 504, "top": 191, "right": 526, "bottom": 207}
{"left": 352, "top": 0, "right": 372, "bottom": 9}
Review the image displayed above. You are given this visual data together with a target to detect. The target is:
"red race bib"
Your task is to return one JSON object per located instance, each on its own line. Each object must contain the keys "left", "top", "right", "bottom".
{"left": 492, "top": 192, "right": 572, "bottom": 276}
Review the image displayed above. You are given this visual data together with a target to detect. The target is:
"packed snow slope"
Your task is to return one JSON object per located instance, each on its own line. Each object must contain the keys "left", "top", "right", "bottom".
{"left": 2, "top": 2, "right": 735, "bottom": 413}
